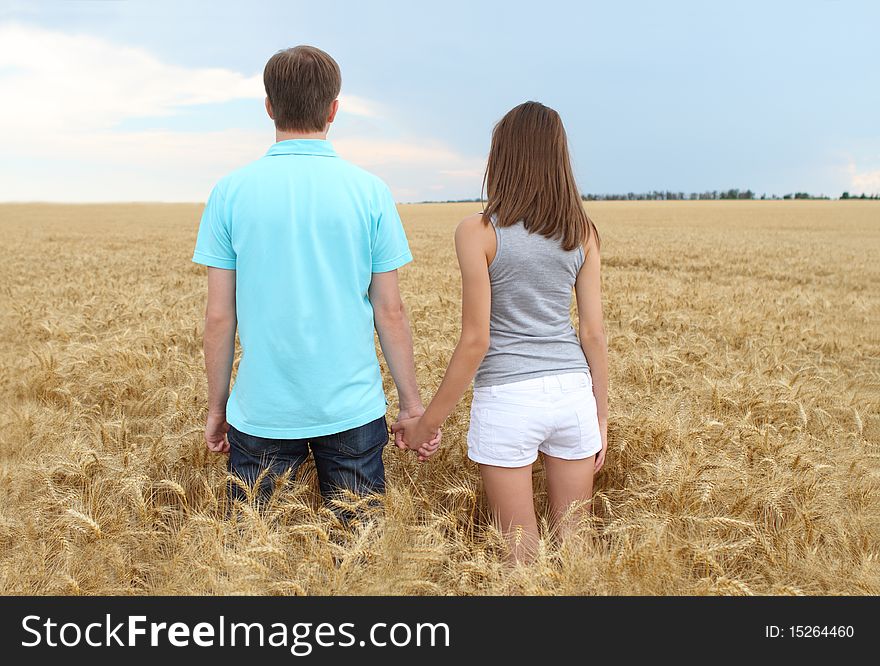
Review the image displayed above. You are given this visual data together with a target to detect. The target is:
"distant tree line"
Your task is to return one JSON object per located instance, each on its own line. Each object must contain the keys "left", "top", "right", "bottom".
{"left": 581, "top": 189, "right": 877, "bottom": 201}
{"left": 418, "top": 191, "right": 878, "bottom": 204}
{"left": 581, "top": 189, "right": 761, "bottom": 201}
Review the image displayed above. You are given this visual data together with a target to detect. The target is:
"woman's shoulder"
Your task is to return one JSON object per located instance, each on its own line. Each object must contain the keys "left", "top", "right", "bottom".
{"left": 455, "top": 212, "right": 492, "bottom": 237}
{"left": 455, "top": 212, "right": 497, "bottom": 259}
{"left": 582, "top": 220, "right": 600, "bottom": 257}
{"left": 458, "top": 211, "right": 489, "bottom": 227}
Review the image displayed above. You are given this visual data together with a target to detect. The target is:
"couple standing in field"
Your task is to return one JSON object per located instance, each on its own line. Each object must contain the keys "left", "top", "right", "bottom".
{"left": 193, "top": 46, "right": 608, "bottom": 563}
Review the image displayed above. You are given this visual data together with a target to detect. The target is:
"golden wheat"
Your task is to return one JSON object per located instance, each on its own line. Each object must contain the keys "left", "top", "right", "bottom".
{"left": 0, "top": 200, "right": 878, "bottom": 595}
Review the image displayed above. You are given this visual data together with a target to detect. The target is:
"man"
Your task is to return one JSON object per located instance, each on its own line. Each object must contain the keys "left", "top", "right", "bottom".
{"left": 192, "top": 45, "right": 434, "bottom": 511}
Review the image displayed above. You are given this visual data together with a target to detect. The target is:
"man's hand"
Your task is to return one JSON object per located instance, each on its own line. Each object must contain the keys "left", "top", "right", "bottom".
{"left": 391, "top": 416, "right": 441, "bottom": 462}
{"left": 205, "top": 410, "right": 230, "bottom": 454}
{"left": 594, "top": 417, "right": 608, "bottom": 473}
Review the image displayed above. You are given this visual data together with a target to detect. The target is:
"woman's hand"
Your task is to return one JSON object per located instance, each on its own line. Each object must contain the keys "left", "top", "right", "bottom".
{"left": 391, "top": 417, "right": 441, "bottom": 461}
{"left": 594, "top": 417, "right": 607, "bottom": 472}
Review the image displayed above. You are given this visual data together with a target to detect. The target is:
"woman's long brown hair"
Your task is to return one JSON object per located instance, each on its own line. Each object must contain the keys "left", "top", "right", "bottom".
{"left": 482, "top": 101, "right": 598, "bottom": 252}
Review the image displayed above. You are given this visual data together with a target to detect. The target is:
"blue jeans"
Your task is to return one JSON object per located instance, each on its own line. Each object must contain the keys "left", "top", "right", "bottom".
{"left": 226, "top": 416, "right": 388, "bottom": 514}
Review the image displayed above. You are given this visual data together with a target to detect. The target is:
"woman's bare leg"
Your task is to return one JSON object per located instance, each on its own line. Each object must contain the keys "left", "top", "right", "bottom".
{"left": 543, "top": 453, "right": 596, "bottom": 542}
{"left": 478, "top": 463, "right": 539, "bottom": 564}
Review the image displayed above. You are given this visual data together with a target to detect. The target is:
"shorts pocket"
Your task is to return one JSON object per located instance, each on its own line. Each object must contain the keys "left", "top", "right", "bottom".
{"left": 478, "top": 408, "right": 529, "bottom": 460}
{"left": 575, "top": 403, "right": 601, "bottom": 453}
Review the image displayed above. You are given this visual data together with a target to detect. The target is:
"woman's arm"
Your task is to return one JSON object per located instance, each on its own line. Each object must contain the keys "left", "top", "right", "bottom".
{"left": 575, "top": 229, "right": 609, "bottom": 471}
{"left": 392, "top": 214, "right": 493, "bottom": 455}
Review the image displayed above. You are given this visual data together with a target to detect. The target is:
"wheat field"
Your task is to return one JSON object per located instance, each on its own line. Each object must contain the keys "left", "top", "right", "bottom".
{"left": 0, "top": 200, "right": 877, "bottom": 595}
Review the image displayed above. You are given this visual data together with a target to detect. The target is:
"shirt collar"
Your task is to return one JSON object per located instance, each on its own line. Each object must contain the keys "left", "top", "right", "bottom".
{"left": 265, "top": 139, "right": 338, "bottom": 158}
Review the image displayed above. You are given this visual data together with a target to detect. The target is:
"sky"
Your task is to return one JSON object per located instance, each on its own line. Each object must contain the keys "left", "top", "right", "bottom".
{"left": 0, "top": 0, "right": 878, "bottom": 202}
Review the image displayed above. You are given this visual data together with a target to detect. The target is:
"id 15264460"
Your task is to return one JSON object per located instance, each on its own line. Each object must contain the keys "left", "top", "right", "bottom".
{"left": 765, "top": 626, "right": 855, "bottom": 639}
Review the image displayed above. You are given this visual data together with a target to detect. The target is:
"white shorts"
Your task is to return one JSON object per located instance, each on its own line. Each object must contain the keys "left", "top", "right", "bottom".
{"left": 467, "top": 372, "right": 602, "bottom": 468}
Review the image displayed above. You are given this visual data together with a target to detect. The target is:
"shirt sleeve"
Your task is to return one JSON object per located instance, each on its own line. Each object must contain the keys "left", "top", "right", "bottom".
{"left": 192, "top": 182, "right": 236, "bottom": 269}
{"left": 370, "top": 182, "right": 413, "bottom": 273}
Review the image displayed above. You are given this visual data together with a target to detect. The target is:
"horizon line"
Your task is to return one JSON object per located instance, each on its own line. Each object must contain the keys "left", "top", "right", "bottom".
{"left": 1, "top": 198, "right": 877, "bottom": 206}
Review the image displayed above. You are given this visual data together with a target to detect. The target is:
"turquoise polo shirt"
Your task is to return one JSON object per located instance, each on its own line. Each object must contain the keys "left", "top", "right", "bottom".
{"left": 192, "top": 139, "right": 412, "bottom": 438}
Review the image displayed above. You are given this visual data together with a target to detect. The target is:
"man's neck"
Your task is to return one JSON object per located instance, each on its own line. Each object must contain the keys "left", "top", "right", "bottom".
{"left": 275, "top": 129, "right": 328, "bottom": 142}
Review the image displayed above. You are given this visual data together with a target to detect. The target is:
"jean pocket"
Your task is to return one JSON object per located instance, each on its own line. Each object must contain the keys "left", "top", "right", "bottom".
{"left": 337, "top": 417, "right": 389, "bottom": 456}
{"left": 228, "top": 426, "right": 281, "bottom": 458}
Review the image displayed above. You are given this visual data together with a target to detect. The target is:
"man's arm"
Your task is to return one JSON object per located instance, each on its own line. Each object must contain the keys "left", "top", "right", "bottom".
{"left": 203, "top": 266, "right": 237, "bottom": 453}
{"left": 369, "top": 270, "right": 424, "bottom": 432}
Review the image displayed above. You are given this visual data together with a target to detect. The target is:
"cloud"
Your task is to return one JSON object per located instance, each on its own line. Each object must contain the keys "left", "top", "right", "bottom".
{"left": 847, "top": 162, "right": 880, "bottom": 195}
{"left": 335, "top": 137, "right": 485, "bottom": 202}
{"left": 338, "top": 94, "right": 382, "bottom": 119}
{"left": 334, "top": 137, "right": 483, "bottom": 176}
{"left": 0, "top": 22, "right": 263, "bottom": 134}
{"left": 0, "top": 22, "right": 484, "bottom": 202}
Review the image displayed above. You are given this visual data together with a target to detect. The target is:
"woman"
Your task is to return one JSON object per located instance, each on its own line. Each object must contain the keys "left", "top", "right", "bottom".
{"left": 392, "top": 101, "right": 608, "bottom": 563}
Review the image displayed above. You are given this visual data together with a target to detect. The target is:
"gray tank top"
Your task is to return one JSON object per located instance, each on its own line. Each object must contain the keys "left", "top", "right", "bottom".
{"left": 473, "top": 218, "right": 590, "bottom": 388}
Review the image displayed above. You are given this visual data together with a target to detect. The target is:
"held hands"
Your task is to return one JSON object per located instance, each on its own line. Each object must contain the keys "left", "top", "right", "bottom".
{"left": 391, "top": 416, "right": 442, "bottom": 462}
{"left": 394, "top": 404, "right": 426, "bottom": 451}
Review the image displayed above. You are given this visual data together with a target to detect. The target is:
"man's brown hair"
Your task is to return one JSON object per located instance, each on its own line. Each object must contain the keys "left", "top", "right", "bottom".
{"left": 482, "top": 101, "right": 598, "bottom": 252}
{"left": 263, "top": 46, "right": 341, "bottom": 132}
